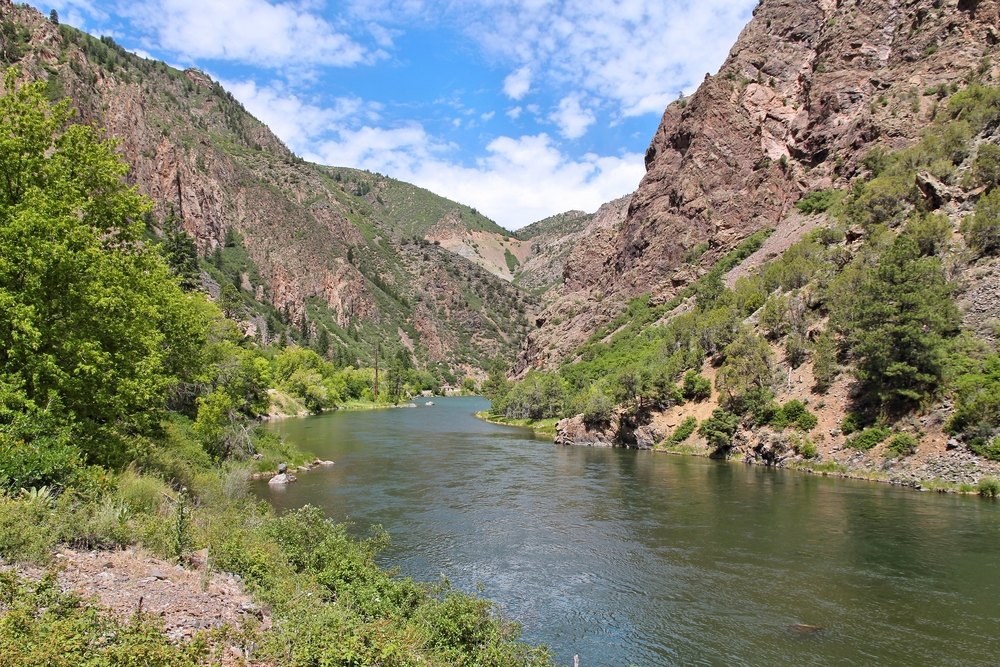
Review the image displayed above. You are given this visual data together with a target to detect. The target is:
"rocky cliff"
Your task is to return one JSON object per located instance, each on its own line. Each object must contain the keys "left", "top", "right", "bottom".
{"left": 518, "top": 0, "right": 1000, "bottom": 373}
{"left": 0, "top": 0, "right": 538, "bottom": 377}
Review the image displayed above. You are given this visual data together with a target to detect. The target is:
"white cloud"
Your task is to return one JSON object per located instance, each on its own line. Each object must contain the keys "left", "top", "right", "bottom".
{"left": 506, "top": 106, "right": 522, "bottom": 119}
{"left": 550, "top": 94, "right": 595, "bottom": 139}
{"left": 313, "top": 131, "right": 643, "bottom": 228}
{"left": 481, "top": 111, "right": 495, "bottom": 121}
{"left": 224, "top": 80, "right": 640, "bottom": 228}
{"left": 348, "top": 0, "right": 755, "bottom": 117}
{"left": 223, "top": 79, "right": 369, "bottom": 147}
{"left": 502, "top": 66, "right": 532, "bottom": 100}
{"left": 120, "top": 0, "right": 371, "bottom": 67}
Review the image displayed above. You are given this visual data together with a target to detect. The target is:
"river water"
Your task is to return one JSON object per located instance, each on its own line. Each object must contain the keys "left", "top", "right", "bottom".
{"left": 260, "top": 397, "right": 1000, "bottom": 666}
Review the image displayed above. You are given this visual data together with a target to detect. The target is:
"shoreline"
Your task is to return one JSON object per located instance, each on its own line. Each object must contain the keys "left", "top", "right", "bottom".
{"left": 475, "top": 411, "right": 557, "bottom": 438}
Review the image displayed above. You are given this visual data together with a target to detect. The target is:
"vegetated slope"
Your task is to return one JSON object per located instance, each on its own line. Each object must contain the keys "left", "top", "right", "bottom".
{"left": 490, "top": 1, "right": 1000, "bottom": 488}
{"left": 517, "top": 0, "right": 1000, "bottom": 374}
{"left": 0, "top": 0, "right": 533, "bottom": 380}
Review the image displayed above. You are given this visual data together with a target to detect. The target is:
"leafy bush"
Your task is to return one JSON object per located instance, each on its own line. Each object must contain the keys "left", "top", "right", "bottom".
{"left": 841, "top": 412, "right": 865, "bottom": 435}
{"left": 811, "top": 333, "right": 838, "bottom": 393}
{"left": 887, "top": 433, "right": 918, "bottom": 457}
{"left": 795, "top": 189, "right": 843, "bottom": 215}
{"left": 716, "top": 330, "right": 774, "bottom": 410}
{"left": 758, "top": 400, "right": 818, "bottom": 432}
{"left": 905, "top": 212, "right": 951, "bottom": 256}
{"left": 967, "top": 436, "right": 1000, "bottom": 461}
{"left": 0, "top": 571, "right": 207, "bottom": 667}
{"left": 794, "top": 437, "right": 818, "bottom": 459}
{"left": 978, "top": 476, "right": 1000, "bottom": 498}
{"left": 492, "top": 371, "right": 566, "bottom": 421}
{"left": 847, "top": 426, "right": 891, "bottom": 451}
{"left": 681, "top": 370, "right": 712, "bottom": 401}
{"left": 669, "top": 416, "right": 698, "bottom": 444}
{"left": 582, "top": 385, "right": 614, "bottom": 426}
{"left": 699, "top": 409, "right": 741, "bottom": 451}
{"left": 831, "top": 235, "right": 960, "bottom": 405}
{"left": 962, "top": 188, "right": 1000, "bottom": 255}
{"left": 974, "top": 142, "right": 1000, "bottom": 189}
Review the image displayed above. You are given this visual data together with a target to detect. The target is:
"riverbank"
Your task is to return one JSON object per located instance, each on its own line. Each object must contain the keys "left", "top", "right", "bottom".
{"left": 0, "top": 414, "right": 554, "bottom": 666}
{"left": 475, "top": 411, "right": 558, "bottom": 437}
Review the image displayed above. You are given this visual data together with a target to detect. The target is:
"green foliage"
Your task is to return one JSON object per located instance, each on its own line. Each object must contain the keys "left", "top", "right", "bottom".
{"left": 979, "top": 476, "right": 1000, "bottom": 497}
{"left": 840, "top": 412, "right": 865, "bottom": 435}
{"left": 757, "top": 399, "right": 817, "bottom": 432}
{"left": 784, "top": 334, "right": 808, "bottom": 369}
{"left": 887, "top": 433, "right": 918, "bottom": 457}
{"left": 974, "top": 143, "right": 1000, "bottom": 189}
{"left": 962, "top": 187, "right": 1000, "bottom": 255}
{"left": 0, "top": 571, "right": 207, "bottom": 667}
{"left": 795, "top": 189, "right": 844, "bottom": 215}
{"left": 504, "top": 248, "right": 520, "bottom": 273}
{"left": 492, "top": 371, "right": 566, "bottom": 421}
{"left": 0, "top": 381, "right": 81, "bottom": 493}
{"left": 945, "top": 354, "right": 1000, "bottom": 439}
{"left": 716, "top": 330, "right": 774, "bottom": 411}
{"left": 811, "top": 333, "right": 838, "bottom": 393}
{"left": 0, "top": 69, "right": 209, "bottom": 467}
{"left": 699, "top": 408, "right": 741, "bottom": 451}
{"left": 669, "top": 416, "right": 698, "bottom": 444}
{"left": 831, "top": 235, "right": 960, "bottom": 406}
{"left": 681, "top": 370, "right": 712, "bottom": 401}
{"left": 847, "top": 426, "right": 891, "bottom": 451}
{"left": 581, "top": 385, "right": 614, "bottom": 426}
{"left": 905, "top": 212, "right": 951, "bottom": 256}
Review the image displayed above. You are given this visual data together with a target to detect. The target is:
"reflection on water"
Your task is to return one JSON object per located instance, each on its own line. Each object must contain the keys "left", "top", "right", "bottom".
{"left": 260, "top": 397, "right": 1000, "bottom": 667}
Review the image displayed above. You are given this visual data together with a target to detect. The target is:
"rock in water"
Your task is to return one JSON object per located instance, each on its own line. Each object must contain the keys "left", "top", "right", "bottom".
{"left": 268, "top": 473, "right": 296, "bottom": 485}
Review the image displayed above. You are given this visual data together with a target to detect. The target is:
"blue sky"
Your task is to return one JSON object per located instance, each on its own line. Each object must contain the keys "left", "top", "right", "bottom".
{"left": 38, "top": 0, "right": 756, "bottom": 229}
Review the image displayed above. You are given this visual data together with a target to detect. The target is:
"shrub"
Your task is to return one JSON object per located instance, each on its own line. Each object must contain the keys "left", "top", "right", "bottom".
{"left": 795, "top": 189, "right": 843, "bottom": 215}
{"left": 978, "top": 476, "right": 1000, "bottom": 497}
{"left": 811, "top": 333, "right": 838, "bottom": 393}
{"left": 681, "top": 370, "right": 712, "bottom": 402}
{"left": 582, "top": 386, "right": 614, "bottom": 426}
{"left": 841, "top": 412, "right": 865, "bottom": 435}
{"left": 887, "top": 433, "right": 918, "bottom": 457}
{"left": 974, "top": 142, "right": 1000, "bottom": 189}
{"left": 848, "top": 426, "right": 891, "bottom": 451}
{"left": 967, "top": 436, "right": 1000, "bottom": 461}
{"left": 905, "top": 212, "right": 951, "bottom": 256}
{"left": 669, "top": 416, "right": 698, "bottom": 444}
{"left": 796, "top": 411, "right": 819, "bottom": 432}
{"left": 785, "top": 335, "right": 808, "bottom": 369}
{"left": 963, "top": 188, "right": 1000, "bottom": 255}
{"left": 699, "top": 409, "right": 741, "bottom": 451}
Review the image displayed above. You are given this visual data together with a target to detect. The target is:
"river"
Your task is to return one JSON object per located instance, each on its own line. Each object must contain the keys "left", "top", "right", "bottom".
{"left": 260, "top": 397, "right": 1000, "bottom": 666}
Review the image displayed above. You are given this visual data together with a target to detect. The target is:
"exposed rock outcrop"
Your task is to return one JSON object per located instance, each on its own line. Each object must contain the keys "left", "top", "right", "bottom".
{"left": 519, "top": 0, "right": 1000, "bottom": 372}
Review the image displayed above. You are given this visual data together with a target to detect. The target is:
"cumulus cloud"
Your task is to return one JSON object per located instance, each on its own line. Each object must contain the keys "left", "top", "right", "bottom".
{"left": 312, "top": 131, "right": 643, "bottom": 228}
{"left": 550, "top": 95, "right": 595, "bottom": 139}
{"left": 502, "top": 66, "right": 532, "bottom": 100}
{"left": 506, "top": 106, "right": 522, "bottom": 119}
{"left": 120, "top": 0, "right": 371, "bottom": 67}
{"left": 347, "top": 0, "right": 755, "bottom": 116}
{"left": 224, "top": 83, "right": 640, "bottom": 228}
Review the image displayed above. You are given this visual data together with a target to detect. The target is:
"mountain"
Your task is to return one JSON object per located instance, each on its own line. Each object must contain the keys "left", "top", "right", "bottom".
{"left": 517, "top": 0, "right": 1000, "bottom": 375}
{"left": 0, "top": 0, "right": 543, "bottom": 381}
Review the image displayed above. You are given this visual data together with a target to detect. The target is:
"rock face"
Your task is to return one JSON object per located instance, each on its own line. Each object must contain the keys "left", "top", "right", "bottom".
{"left": 518, "top": 0, "right": 1000, "bottom": 373}
{"left": 0, "top": 2, "right": 536, "bottom": 372}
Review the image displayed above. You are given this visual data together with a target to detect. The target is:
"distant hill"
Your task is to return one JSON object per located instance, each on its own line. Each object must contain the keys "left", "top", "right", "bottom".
{"left": 0, "top": 0, "right": 542, "bottom": 381}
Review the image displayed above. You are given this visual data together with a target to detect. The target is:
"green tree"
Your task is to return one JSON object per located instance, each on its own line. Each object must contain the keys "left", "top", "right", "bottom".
{"left": 0, "top": 69, "right": 207, "bottom": 466}
{"left": 218, "top": 283, "right": 243, "bottom": 319}
{"left": 160, "top": 208, "right": 199, "bottom": 289}
{"left": 963, "top": 188, "right": 1000, "bottom": 255}
{"left": 832, "top": 235, "right": 960, "bottom": 404}
{"left": 974, "top": 143, "right": 1000, "bottom": 189}
{"left": 715, "top": 330, "right": 774, "bottom": 410}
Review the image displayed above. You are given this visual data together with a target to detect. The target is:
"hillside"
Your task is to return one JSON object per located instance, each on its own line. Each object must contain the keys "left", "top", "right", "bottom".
{"left": 0, "top": 0, "right": 538, "bottom": 381}
{"left": 518, "top": 0, "right": 1000, "bottom": 372}
{"left": 491, "top": 0, "right": 1000, "bottom": 490}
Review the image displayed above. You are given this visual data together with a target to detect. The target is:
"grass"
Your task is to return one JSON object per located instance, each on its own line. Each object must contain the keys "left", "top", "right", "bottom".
{"left": 0, "top": 419, "right": 554, "bottom": 667}
{"left": 476, "top": 412, "right": 559, "bottom": 436}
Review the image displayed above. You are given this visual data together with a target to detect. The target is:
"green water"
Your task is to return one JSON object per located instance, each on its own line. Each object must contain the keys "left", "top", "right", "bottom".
{"left": 261, "top": 397, "right": 1000, "bottom": 666}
